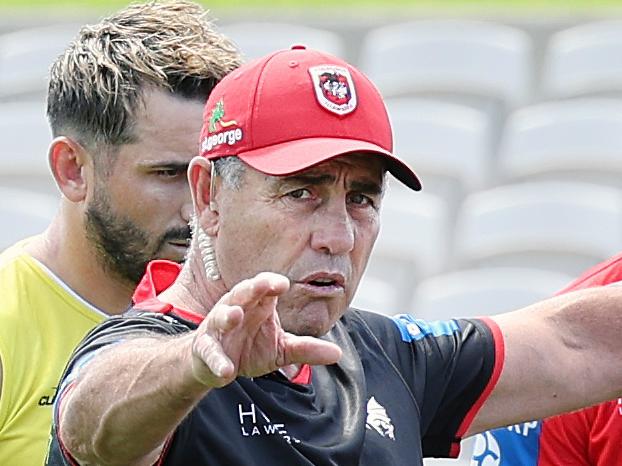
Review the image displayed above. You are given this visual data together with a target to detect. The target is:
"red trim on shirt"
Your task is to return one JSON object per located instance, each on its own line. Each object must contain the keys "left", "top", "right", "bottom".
{"left": 291, "top": 364, "right": 312, "bottom": 385}
{"left": 133, "top": 260, "right": 182, "bottom": 303}
{"left": 168, "top": 307, "right": 205, "bottom": 326}
{"left": 132, "top": 261, "right": 205, "bottom": 325}
{"left": 152, "top": 435, "right": 175, "bottom": 466}
{"left": 450, "top": 317, "right": 506, "bottom": 457}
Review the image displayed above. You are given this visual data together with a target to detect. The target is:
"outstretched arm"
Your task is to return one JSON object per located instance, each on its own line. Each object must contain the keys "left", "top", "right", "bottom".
{"left": 467, "top": 285, "right": 622, "bottom": 436}
{"left": 59, "top": 272, "right": 342, "bottom": 466}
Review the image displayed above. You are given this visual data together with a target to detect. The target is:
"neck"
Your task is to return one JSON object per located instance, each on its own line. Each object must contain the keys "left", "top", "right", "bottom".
{"left": 158, "top": 249, "right": 226, "bottom": 317}
{"left": 26, "top": 204, "right": 135, "bottom": 315}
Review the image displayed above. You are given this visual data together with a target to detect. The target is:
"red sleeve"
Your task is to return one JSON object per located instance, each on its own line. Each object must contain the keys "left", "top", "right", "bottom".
{"left": 538, "top": 407, "right": 593, "bottom": 466}
{"left": 539, "top": 399, "right": 622, "bottom": 466}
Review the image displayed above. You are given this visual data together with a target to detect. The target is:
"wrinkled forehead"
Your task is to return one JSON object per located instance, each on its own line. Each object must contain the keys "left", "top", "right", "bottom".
{"left": 284, "top": 152, "right": 387, "bottom": 184}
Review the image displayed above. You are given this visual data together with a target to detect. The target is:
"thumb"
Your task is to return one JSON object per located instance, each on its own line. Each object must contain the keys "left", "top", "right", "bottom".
{"left": 279, "top": 334, "right": 342, "bottom": 367}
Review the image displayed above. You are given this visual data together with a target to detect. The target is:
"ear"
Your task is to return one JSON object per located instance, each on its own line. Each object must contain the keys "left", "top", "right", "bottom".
{"left": 48, "top": 137, "right": 89, "bottom": 202}
{"left": 188, "top": 156, "right": 218, "bottom": 235}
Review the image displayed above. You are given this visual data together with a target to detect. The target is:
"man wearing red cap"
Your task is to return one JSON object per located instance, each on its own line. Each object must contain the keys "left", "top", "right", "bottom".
{"left": 46, "top": 47, "right": 622, "bottom": 465}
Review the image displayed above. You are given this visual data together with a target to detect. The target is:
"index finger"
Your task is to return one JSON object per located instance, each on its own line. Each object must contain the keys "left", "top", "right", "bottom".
{"left": 221, "top": 272, "right": 290, "bottom": 308}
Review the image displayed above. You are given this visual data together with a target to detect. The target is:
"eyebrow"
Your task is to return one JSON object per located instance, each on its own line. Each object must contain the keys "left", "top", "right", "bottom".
{"left": 350, "top": 180, "right": 384, "bottom": 195}
{"left": 138, "top": 161, "right": 190, "bottom": 171}
{"left": 281, "top": 173, "right": 335, "bottom": 186}
{"left": 278, "top": 173, "right": 384, "bottom": 195}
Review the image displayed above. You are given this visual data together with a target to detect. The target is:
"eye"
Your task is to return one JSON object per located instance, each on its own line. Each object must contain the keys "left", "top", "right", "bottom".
{"left": 155, "top": 167, "right": 185, "bottom": 179}
{"left": 287, "top": 188, "right": 312, "bottom": 200}
{"left": 348, "top": 193, "right": 375, "bottom": 207}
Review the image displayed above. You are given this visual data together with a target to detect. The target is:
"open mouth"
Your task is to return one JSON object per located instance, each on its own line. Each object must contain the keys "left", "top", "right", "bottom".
{"left": 308, "top": 278, "right": 339, "bottom": 287}
{"left": 300, "top": 273, "right": 346, "bottom": 294}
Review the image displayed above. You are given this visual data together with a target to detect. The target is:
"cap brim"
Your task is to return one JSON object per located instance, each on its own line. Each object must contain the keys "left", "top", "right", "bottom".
{"left": 237, "top": 137, "right": 422, "bottom": 191}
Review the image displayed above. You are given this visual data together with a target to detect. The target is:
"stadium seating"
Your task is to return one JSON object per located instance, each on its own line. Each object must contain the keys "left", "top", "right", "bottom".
{"left": 350, "top": 274, "right": 402, "bottom": 316}
{"left": 452, "top": 181, "right": 622, "bottom": 275}
{"left": 387, "top": 97, "right": 493, "bottom": 201}
{"left": 358, "top": 19, "right": 533, "bottom": 108}
{"left": 3, "top": 11, "right": 622, "bottom": 336}
{"left": 541, "top": 20, "right": 622, "bottom": 99}
{"left": 496, "top": 98, "right": 622, "bottom": 187}
{"left": 363, "top": 186, "right": 451, "bottom": 310}
{"left": 410, "top": 266, "right": 573, "bottom": 321}
{"left": 0, "top": 23, "right": 79, "bottom": 99}
{"left": 219, "top": 21, "right": 346, "bottom": 61}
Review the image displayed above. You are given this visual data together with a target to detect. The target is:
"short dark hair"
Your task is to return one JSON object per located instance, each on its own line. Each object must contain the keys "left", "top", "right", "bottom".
{"left": 47, "top": 0, "right": 241, "bottom": 161}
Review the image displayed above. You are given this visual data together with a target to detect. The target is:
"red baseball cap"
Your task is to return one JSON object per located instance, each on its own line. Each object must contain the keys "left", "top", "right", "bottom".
{"left": 199, "top": 45, "right": 421, "bottom": 191}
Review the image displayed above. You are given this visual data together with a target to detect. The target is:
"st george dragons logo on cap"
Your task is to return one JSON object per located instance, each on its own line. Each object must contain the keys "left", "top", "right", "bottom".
{"left": 309, "top": 65, "right": 357, "bottom": 116}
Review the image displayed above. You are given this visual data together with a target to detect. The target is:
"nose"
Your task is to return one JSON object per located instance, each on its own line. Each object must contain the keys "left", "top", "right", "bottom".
{"left": 310, "top": 200, "right": 355, "bottom": 255}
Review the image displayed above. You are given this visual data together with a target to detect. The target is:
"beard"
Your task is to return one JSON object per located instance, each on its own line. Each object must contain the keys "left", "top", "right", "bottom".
{"left": 85, "top": 189, "right": 191, "bottom": 285}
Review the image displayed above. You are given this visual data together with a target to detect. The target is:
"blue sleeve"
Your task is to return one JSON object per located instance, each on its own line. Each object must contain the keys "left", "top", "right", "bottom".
{"left": 471, "top": 421, "right": 541, "bottom": 466}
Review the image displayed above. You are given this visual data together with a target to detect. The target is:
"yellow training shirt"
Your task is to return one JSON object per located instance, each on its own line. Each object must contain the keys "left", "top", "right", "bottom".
{"left": 0, "top": 238, "right": 106, "bottom": 466}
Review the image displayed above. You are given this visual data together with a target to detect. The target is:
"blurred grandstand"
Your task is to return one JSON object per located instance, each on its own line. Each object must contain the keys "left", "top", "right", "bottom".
{"left": 2, "top": 4, "right": 622, "bottom": 463}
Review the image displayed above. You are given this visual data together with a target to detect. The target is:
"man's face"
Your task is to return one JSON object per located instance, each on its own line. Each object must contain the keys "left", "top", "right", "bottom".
{"left": 85, "top": 89, "right": 204, "bottom": 284}
{"left": 213, "top": 154, "right": 385, "bottom": 337}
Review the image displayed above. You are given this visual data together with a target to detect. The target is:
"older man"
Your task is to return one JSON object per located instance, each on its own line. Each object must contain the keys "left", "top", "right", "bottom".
{"left": 0, "top": 2, "right": 240, "bottom": 464}
{"left": 47, "top": 47, "right": 622, "bottom": 466}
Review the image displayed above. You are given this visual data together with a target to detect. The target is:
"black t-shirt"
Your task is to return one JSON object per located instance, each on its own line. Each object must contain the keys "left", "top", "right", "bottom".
{"left": 46, "top": 308, "right": 500, "bottom": 466}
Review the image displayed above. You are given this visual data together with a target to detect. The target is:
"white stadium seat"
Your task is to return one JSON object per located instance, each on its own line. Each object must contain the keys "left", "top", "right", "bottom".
{"left": 364, "top": 186, "right": 452, "bottom": 310}
{"left": 219, "top": 22, "right": 346, "bottom": 61}
{"left": 542, "top": 20, "right": 622, "bottom": 99}
{"left": 452, "top": 181, "right": 622, "bottom": 275}
{"left": 351, "top": 275, "right": 402, "bottom": 316}
{"left": 359, "top": 19, "right": 533, "bottom": 106}
{"left": 497, "top": 98, "right": 622, "bottom": 187}
{"left": 410, "top": 267, "right": 574, "bottom": 322}
{"left": 387, "top": 97, "right": 493, "bottom": 198}
{"left": 372, "top": 186, "right": 451, "bottom": 276}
